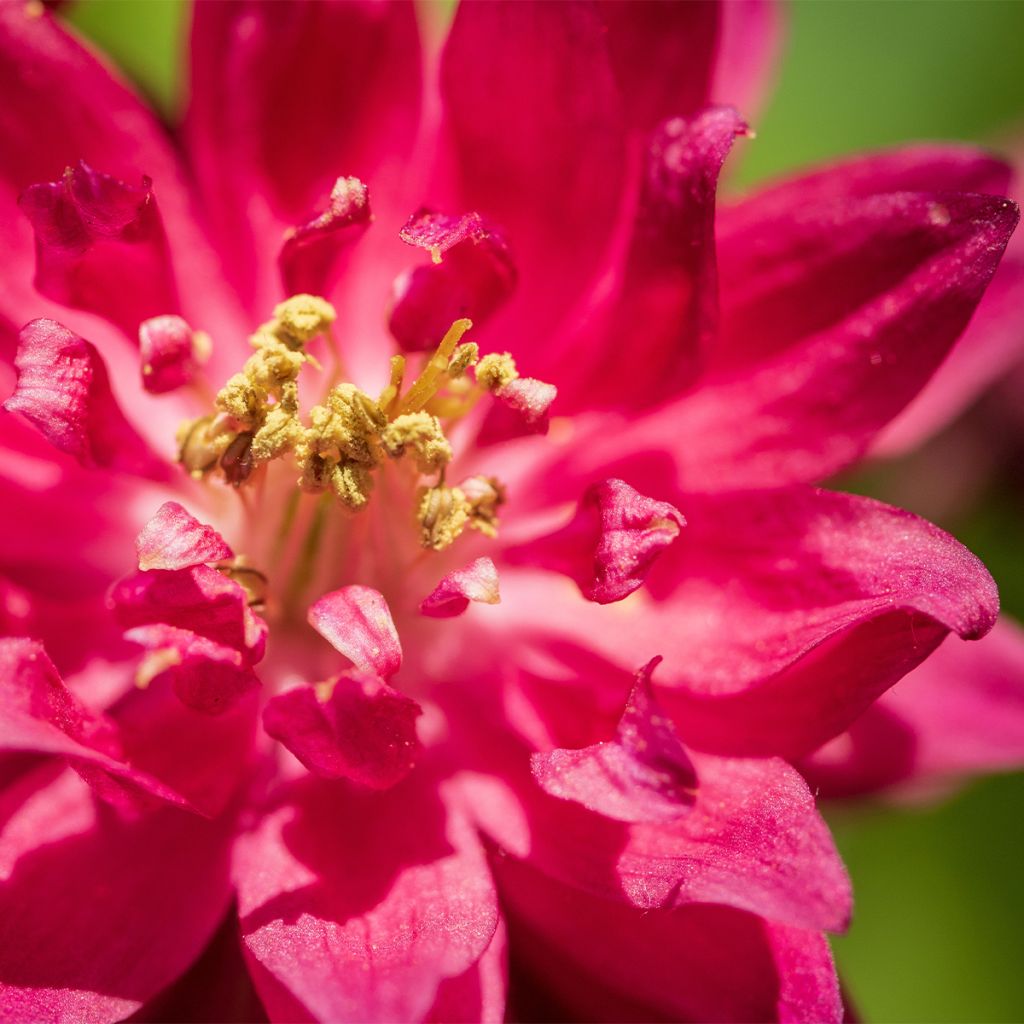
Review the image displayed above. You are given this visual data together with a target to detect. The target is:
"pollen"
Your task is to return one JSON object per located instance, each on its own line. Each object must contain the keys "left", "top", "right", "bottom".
{"left": 176, "top": 297, "right": 532, "bottom": 551}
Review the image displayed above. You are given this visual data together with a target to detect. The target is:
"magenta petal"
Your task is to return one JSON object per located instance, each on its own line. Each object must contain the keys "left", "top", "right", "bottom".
{"left": 0, "top": 765, "right": 235, "bottom": 1021}
{"left": 3, "top": 318, "right": 164, "bottom": 476}
{"left": 263, "top": 671, "right": 422, "bottom": 787}
{"left": 494, "top": 377, "right": 557, "bottom": 432}
{"left": 18, "top": 161, "right": 178, "bottom": 339}
{"left": 390, "top": 209, "right": 517, "bottom": 353}
{"left": 235, "top": 776, "right": 499, "bottom": 1023}
{"left": 135, "top": 501, "right": 234, "bottom": 571}
{"left": 426, "top": 919, "right": 507, "bottom": 1024}
{"left": 279, "top": 175, "right": 371, "bottom": 297}
{"left": 139, "top": 315, "right": 203, "bottom": 394}
{"left": 804, "top": 617, "right": 1024, "bottom": 798}
{"left": 495, "top": 853, "right": 840, "bottom": 1024}
{"left": 307, "top": 585, "right": 402, "bottom": 679}
{"left": 532, "top": 657, "right": 697, "bottom": 824}
{"left": 509, "top": 478, "right": 684, "bottom": 604}
{"left": 420, "top": 557, "right": 500, "bottom": 619}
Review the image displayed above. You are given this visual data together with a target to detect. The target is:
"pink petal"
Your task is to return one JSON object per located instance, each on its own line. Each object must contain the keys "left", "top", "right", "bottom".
{"left": 494, "top": 376, "right": 557, "bottom": 432}
{"left": 803, "top": 617, "right": 1024, "bottom": 798}
{"left": 18, "top": 161, "right": 178, "bottom": 339}
{"left": 135, "top": 501, "right": 234, "bottom": 572}
{"left": 426, "top": 919, "right": 507, "bottom": 1024}
{"left": 531, "top": 657, "right": 697, "bottom": 823}
{"left": 307, "top": 585, "right": 402, "bottom": 679}
{"left": 263, "top": 671, "right": 422, "bottom": 788}
{"left": 494, "top": 853, "right": 840, "bottom": 1024}
{"left": 565, "top": 107, "right": 747, "bottom": 411}
{"left": 0, "top": 765, "right": 235, "bottom": 1021}
{"left": 390, "top": 209, "right": 516, "bottom": 353}
{"left": 234, "top": 775, "right": 499, "bottom": 1023}
{"left": 188, "top": 0, "right": 421, "bottom": 312}
{"left": 3, "top": 318, "right": 164, "bottom": 476}
{"left": 509, "top": 478, "right": 684, "bottom": 604}
{"left": 420, "top": 557, "right": 500, "bottom": 619}
{"left": 278, "top": 175, "right": 371, "bottom": 297}
{"left": 660, "top": 183, "right": 1018, "bottom": 487}
{"left": 139, "top": 315, "right": 203, "bottom": 395}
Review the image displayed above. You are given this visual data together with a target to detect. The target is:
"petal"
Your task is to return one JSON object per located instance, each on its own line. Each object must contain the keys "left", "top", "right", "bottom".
{"left": 139, "top": 315, "right": 205, "bottom": 395}
{"left": 420, "top": 557, "right": 501, "bottom": 619}
{"left": 561, "top": 107, "right": 747, "bottom": 412}
{"left": 263, "top": 672, "right": 422, "bottom": 788}
{"left": 803, "top": 617, "right": 1024, "bottom": 798}
{"left": 234, "top": 775, "right": 499, "bottom": 1023}
{"left": 188, "top": 0, "right": 421, "bottom": 312}
{"left": 390, "top": 210, "right": 517, "bottom": 353}
{"left": 655, "top": 183, "right": 1019, "bottom": 487}
{"left": 135, "top": 501, "right": 234, "bottom": 572}
{"left": 278, "top": 175, "right": 371, "bottom": 297}
{"left": 307, "top": 585, "right": 402, "bottom": 679}
{"left": 426, "top": 919, "right": 507, "bottom": 1024}
{"left": 3, "top": 318, "right": 165, "bottom": 476}
{"left": 508, "top": 478, "right": 684, "bottom": 604}
{"left": 531, "top": 657, "right": 697, "bottom": 823}
{"left": 452, "top": 697, "right": 850, "bottom": 932}
{"left": 495, "top": 853, "right": 840, "bottom": 1024}
{"left": 0, "top": 765, "right": 235, "bottom": 1022}
{"left": 18, "top": 161, "right": 179, "bottom": 339}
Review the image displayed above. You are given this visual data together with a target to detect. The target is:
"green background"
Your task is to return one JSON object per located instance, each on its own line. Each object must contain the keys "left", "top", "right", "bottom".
{"left": 64, "top": 1, "right": 1024, "bottom": 1020}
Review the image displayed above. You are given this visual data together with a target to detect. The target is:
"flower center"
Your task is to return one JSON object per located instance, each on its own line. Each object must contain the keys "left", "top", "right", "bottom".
{"left": 175, "top": 295, "right": 516, "bottom": 619}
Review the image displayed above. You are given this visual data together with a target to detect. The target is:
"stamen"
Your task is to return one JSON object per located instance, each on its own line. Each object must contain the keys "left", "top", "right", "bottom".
{"left": 417, "top": 484, "right": 471, "bottom": 551}
{"left": 476, "top": 351, "right": 519, "bottom": 392}
{"left": 395, "top": 318, "right": 473, "bottom": 416}
{"left": 381, "top": 413, "right": 452, "bottom": 473}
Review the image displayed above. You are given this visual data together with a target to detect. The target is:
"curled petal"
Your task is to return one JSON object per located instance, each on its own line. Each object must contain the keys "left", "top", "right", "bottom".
{"left": 308, "top": 585, "right": 402, "bottom": 678}
{"left": 139, "top": 315, "right": 205, "bottom": 394}
{"left": 509, "top": 478, "right": 684, "bottom": 604}
{"left": 420, "top": 557, "right": 500, "bottom": 619}
{"left": 18, "top": 161, "right": 178, "bottom": 338}
{"left": 390, "top": 209, "right": 517, "bottom": 353}
{"left": 278, "top": 175, "right": 371, "bottom": 296}
{"left": 532, "top": 657, "right": 697, "bottom": 823}
{"left": 263, "top": 671, "right": 422, "bottom": 788}
{"left": 136, "top": 501, "right": 233, "bottom": 571}
{"left": 495, "top": 377, "right": 557, "bottom": 431}
{"left": 3, "top": 318, "right": 163, "bottom": 475}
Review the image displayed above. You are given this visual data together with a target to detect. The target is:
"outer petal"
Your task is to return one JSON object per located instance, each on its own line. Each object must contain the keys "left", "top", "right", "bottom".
{"left": 188, "top": 0, "right": 421, "bottom": 312}
{"left": 0, "top": 765, "right": 235, "bottom": 1022}
{"left": 496, "top": 853, "right": 840, "bottom": 1024}
{"left": 420, "top": 557, "right": 501, "bottom": 619}
{"left": 234, "top": 774, "right": 499, "bottom": 1023}
{"left": 263, "top": 672, "right": 422, "bottom": 788}
{"left": 3, "top": 318, "right": 164, "bottom": 476}
{"left": 307, "top": 585, "right": 402, "bottom": 679}
{"left": 803, "top": 617, "right": 1024, "bottom": 798}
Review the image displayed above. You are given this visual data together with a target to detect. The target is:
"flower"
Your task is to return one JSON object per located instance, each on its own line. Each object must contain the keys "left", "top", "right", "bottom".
{"left": 0, "top": 2, "right": 1020, "bottom": 1022}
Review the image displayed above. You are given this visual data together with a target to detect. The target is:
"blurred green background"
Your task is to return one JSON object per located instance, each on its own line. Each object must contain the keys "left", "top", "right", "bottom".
{"left": 64, "top": 1, "right": 1024, "bottom": 1020}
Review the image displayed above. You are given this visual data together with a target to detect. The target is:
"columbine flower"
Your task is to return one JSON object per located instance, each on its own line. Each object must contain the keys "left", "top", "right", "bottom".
{"left": 0, "top": 2, "right": 1020, "bottom": 1022}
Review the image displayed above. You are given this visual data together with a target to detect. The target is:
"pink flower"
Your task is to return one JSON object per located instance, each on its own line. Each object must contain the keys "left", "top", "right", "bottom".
{"left": 0, "top": 2, "right": 1020, "bottom": 1021}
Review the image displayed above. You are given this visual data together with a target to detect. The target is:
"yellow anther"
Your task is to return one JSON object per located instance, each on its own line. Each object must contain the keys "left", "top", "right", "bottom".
{"left": 460, "top": 475, "right": 506, "bottom": 538}
{"left": 177, "top": 414, "right": 236, "bottom": 476}
{"left": 381, "top": 412, "right": 452, "bottom": 474}
{"left": 417, "top": 484, "right": 471, "bottom": 551}
{"left": 216, "top": 372, "right": 267, "bottom": 427}
{"left": 271, "top": 294, "right": 337, "bottom": 347}
{"left": 476, "top": 352, "right": 519, "bottom": 392}
{"left": 397, "top": 318, "right": 473, "bottom": 416}
{"left": 250, "top": 405, "right": 304, "bottom": 462}
{"left": 329, "top": 461, "right": 374, "bottom": 510}
{"left": 448, "top": 342, "right": 480, "bottom": 378}
{"left": 244, "top": 338, "right": 305, "bottom": 389}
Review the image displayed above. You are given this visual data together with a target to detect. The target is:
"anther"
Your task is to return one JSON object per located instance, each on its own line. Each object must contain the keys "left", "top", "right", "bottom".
{"left": 476, "top": 352, "right": 519, "bottom": 392}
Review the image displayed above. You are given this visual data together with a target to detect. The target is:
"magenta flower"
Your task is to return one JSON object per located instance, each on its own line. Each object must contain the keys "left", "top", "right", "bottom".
{"left": 0, "top": 2, "right": 1020, "bottom": 1021}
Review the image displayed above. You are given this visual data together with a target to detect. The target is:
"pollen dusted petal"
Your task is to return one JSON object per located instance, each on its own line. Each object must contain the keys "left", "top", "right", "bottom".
{"left": 3, "top": 318, "right": 164, "bottom": 476}
{"left": 509, "top": 478, "right": 684, "bottom": 604}
{"left": 263, "top": 671, "right": 422, "bottom": 788}
{"left": 139, "top": 314, "right": 205, "bottom": 394}
{"left": 532, "top": 657, "right": 697, "bottom": 823}
{"left": 135, "top": 501, "right": 234, "bottom": 571}
{"left": 308, "top": 585, "right": 403, "bottom": 679}
{"left": 494, "top": 376, "right": 557, "bottom": 432}
{"left": 390, "top": 209, "right": 517, "bottom": 353}
{"left": 18, "top": 161, "right": 179, "bottom": 339}
{"left": 420, "top": 557, "right": 501, "bottom": 619}
{"left": 278, "top": 175, "right": 371, "bottom": 296}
